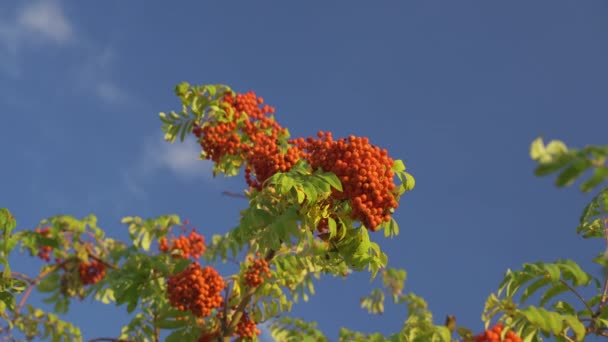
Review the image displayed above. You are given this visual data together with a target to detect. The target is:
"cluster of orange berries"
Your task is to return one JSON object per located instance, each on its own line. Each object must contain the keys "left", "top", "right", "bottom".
{"left": 193, "top": 91, "right": 302, "bottom": 190}
{"left": 293, "top": 131, "right": 398, "bottom": 231}
{"left": 167, "top": 262, "right": 225, "bottom": 317}
{"left": 159, "top": 229, "right": 206, "bottom": 259}
{"left": 194, "top": 90, "right": 400, "bottom": 231}
{"left": 78, "top": 259, "right": 106, "bottom": 285}
{"left": 234, "top": 312, "right": 261, "bottom": 340}
{"left": 475, "top": 324, "right": 522, "bottom": 342}
{"left": 34, "top": 226, "right": 52, "bottom": 262}
{"left": 243, "top": 254, "right": 271, "bottom": 288}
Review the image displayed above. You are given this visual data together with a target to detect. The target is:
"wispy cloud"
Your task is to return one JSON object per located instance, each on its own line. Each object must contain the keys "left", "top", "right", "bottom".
{"left": 74, "top": 47, "right": 133, "bottom": 105}
{"left": 96, "top": 81, "right": 129, "bottom": 104}
{"left": 155, "top": 140, "right": 213, "bottom": 179}
{"left": 0, "top": 1, "right": 73, "bottom": 55}
{"left": 121, "top": 136, "right": 215, "bottom": 199}
{"left": 17, "top": 1, "right": 73, "bottom": 44}
{"left": 0, "top": 1, "right": 132, "bottom": 105}
{"left": 0, "top": 1, "right": 73, "bottom": 77}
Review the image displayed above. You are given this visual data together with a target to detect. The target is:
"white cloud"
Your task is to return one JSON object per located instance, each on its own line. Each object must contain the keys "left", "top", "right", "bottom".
{"left": 151, "top": 138, "right": 214, "bottom": 180}
{"left": 73, "top": 46, "right": 135, "bottom": 105}
{"left": 17, "top": 1, "right": 73, "bottom": 44}
{"left": 95, "top": 81, "right": 130, "bottom": 105}
{"left": 121, "top": 136, "right": 215, "bottom": 198}
{"left": 0, "top": 2, "right": 132, "bottom": 105}
{"left": 0, "top": 1, "right": 73, "bottom": 77}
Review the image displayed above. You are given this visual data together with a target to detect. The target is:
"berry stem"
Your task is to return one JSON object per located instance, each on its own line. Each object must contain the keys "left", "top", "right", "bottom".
{"left": 223, "top": 249, "right": 275, "bottom": 338}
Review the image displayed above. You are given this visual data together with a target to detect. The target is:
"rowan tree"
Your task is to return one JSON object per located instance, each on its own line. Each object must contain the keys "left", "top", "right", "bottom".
{"left": 0, "top": 83, "right": 606, "bottom": 341}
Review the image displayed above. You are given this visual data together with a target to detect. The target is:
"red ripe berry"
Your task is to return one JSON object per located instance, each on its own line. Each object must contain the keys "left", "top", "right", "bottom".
{"left": 244, "top": 253, "right": 271, "bottom": 288}
{"left": 167, "top": 262, "right": 225, "bottom": 317}
{"left": 293, "top": 133, "right": 398, "bottom": 231}
{"left": 34, "top": 227, "right": 53, "bottom": 262}
{"left": 474, "top": 324, "right": 522, "bottom": 342}
{"left": 197, "top": 90, "right": 304, "bottom": 190}
{"left": 234, "top": 312, "right": 261, "bottom": 340}
{"left": 79, "top": 259, "right": 107, "bottom": 285}
{"left": 159, "top": 229, "right": 206, "bottom": 259}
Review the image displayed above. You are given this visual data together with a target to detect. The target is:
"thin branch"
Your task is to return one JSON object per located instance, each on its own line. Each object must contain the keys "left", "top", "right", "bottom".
{"left": 223, "top": 249, "right": 276, "bottom": 337}
{"left": 221, "top": 191, "right": 248, "bottom": 199}
{"left": 219, "top": 286, "right": 230, "bottom": 342}
{"left": 84, "top": 244, "right": 117, "bottom": 270}
{"left": 15, "top": 263, "right": 62, "bottom": 314}
{"left": 11, "top": 272, "right": 34, "bottom": 284}
{"left": 559, "top": 279, "right": 593, "bottom": 315}
{"left": 559, "top": 333, "right": 575, "bottom": 342}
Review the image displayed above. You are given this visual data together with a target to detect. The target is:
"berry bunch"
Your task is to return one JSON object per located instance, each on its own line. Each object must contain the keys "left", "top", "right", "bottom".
{"left": 234, "top": 311, "right": 260, "bottom": 340}
{"left": 194, "top": 91, "right": 302, "bottom": 190}
{"left": 159, "top": 229, "right": 206, "bottom": 259}
{"left": 79, "top": 259, "right": 106, "bottom": 285}
{"left": 34, "top": 226, "right": 52, "bottom": 262}
{"left": 243, "top": 254, "right": 271, "bottom": 288}
{"left": 294, "top": 131, "right": 398, "bottom": 231}
{"left": 167, "top": 262, "right": 225, "bottom": 317}
{"left": 475, "top": 324, "right": 522, "bottom": 342}
{"left": 195, "top": 121, "right": 240, "bottom": 164}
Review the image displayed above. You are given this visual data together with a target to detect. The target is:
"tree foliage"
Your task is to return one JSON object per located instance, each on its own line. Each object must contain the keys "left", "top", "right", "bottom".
{"left": 0, "top": 84, "right": 606, "bottom": 341}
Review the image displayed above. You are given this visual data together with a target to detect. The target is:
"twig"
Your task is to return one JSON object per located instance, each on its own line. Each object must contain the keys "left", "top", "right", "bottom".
{"left": 84, "top": 244, "right": 117, "bottom": 270}
{"left": 221, "top": 191, "right": 248, "bottom": 199}
{"left": 559, "top": 279, "right": 593, "bottom": 315}
{"left": 223, "top": 249, "right": 276, "bottom": 337}
{"left": 15, "top": 263, "right": 62, "bottom": 314}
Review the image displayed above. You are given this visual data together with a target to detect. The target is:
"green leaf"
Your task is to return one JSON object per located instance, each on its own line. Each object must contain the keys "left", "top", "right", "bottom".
{"left": 434, "top": 326, "right": 451, "bottom": 342}
{"left": 404, "top": 172, "right": 416, "bottom": 191}
{"left": 530, "top": 137, "right": 546, "bottom": 160}
{"left": 0, "top": 291, "right": 15, "bottom": 311}
{"left": 542, "top": 263, "right": 561, "bottom": 282}
{"left": 328, "top": 218, "right": 337, "bottom": 239}
{"left": 175, "top": 82, "right": 190, "bottom": 96}
{"left": 534, "top": 158, "right": 571, "bottom": 176}
{"left": 539, "top": 283, "right": 568, "bottom": 306}
{"left": 530, "top": 138, "right": 568, "bottom": 163}
{"left": 552, "top": 301, "right": 575, "bottom": 315}
{"left": 555, "top": 159, "right": 592, "bottom": 187}
{"left": 580, "top": 167, "right": 608, "bottom": 192}
{"left": 0, "top": 209, "right": 16, "bottom": 235}
{"left": 37, "top": 272, "right": 60, "bottom": 293}
{"left": 10, "top": 279, "right": 27, "bottom": 294}
{"left": 392, "top": 160, "right": 406, "bottom": 173}
{"left": 165, "top": 329, "right": 187, "bottom": 342}
{"left": 562, "top": 315, "right": 585, "bottom": 341}
{"left": 545, "top": 140, "right": 568, "bottom": 155}
{"left": 140, "top": 231, "right": 152, "bottom": 252}
{"left": 576, "top": 188, "right": 608, "bottom": 238}
{"left": 318, "top": 172, "right": 343, "bottom": 192}
{"left": 155, "top": 319, "right": 188, "bottom": 330}
{"left": 521, "top": 306, "right": 563, "bottom": 335}
{"left": 558, "top": 260, "right": 591, "bottom": 286}
{"left": 520, "top": 277, "right": 551, "bottom": 303}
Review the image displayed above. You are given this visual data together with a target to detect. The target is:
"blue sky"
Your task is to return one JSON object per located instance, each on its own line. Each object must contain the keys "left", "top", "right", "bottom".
{"left": 1, "top": 1, "right": 608, "bottom": 340}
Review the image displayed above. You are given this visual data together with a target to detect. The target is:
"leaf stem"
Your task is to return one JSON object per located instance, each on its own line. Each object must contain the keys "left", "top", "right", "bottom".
{"left": 559, "top": 279, "right": 593, "bottom": 315}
